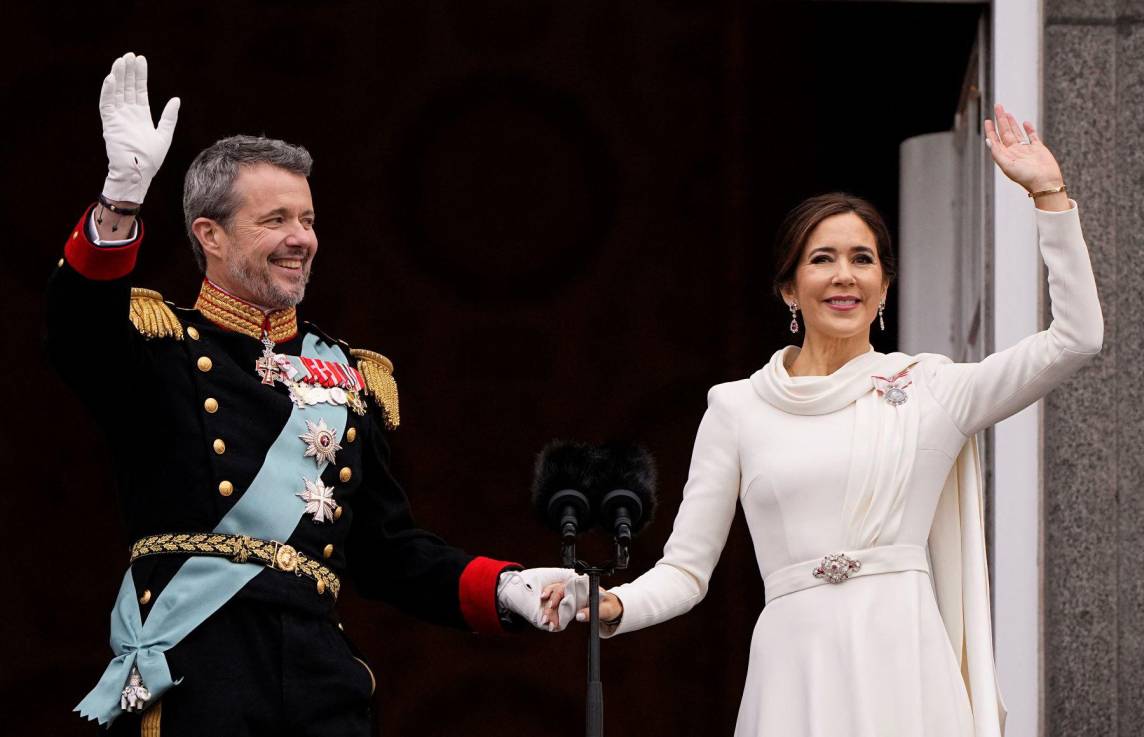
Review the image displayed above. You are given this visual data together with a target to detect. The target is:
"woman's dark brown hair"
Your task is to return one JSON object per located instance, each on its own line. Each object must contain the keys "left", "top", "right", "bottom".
{"left": 772, "top": 192, "right": 896, "bottom": 298}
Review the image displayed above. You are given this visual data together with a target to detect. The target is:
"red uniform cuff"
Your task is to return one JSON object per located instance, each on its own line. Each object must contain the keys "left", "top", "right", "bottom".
{"left": 458, "top": 556, "right": 520, "bottom": 635}
{"left": 63, "top": 204, "right": 143, "bottom": 280}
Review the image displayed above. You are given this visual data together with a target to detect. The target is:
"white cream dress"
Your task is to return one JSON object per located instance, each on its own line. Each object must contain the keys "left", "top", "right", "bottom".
{"left": 605, "top": 204, "right": 1102, "bottom": 737}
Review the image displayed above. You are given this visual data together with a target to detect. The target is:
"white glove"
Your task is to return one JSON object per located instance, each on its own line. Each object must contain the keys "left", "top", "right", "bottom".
{"left": 99, "top": 52, "right": 180, "bottom": 203}
{"left": 497, "top": 567, "right": 589, "bottom": 632}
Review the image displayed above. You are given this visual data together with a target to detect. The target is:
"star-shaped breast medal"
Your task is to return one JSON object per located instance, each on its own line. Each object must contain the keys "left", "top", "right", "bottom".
{"left": 297, "top": 477, "right": 338, "bottom": 523}
{"left": 299, "top": 418, "right": 342, "bottom": 465}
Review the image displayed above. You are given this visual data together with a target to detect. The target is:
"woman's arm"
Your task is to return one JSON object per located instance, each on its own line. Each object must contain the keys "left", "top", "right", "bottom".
{"left": 926, "top": 105, "right": 1103, "bottom": 436}
{"left": 583, "top": 383, "right": 743, "bottom": 636}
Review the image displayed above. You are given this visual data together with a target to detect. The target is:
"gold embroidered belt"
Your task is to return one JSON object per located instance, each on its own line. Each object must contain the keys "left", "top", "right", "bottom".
{"left": 130, "top": 533, "right": 341, "bottom": 599}
{"left": 762, "top": 543, "right": 929, "bottom": 605}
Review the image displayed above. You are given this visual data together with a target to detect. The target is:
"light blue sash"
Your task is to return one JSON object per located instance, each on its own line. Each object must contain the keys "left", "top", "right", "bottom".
{"left": 76, "top": 334, "right": 349, "bottom": 725}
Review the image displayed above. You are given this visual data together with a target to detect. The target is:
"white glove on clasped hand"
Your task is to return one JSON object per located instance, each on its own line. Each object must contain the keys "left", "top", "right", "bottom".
{"left": 497, "top": 567, "right": 588, "bottom": 632}
{"left": 100, "top": 52, "right": 180, "bottom": 203}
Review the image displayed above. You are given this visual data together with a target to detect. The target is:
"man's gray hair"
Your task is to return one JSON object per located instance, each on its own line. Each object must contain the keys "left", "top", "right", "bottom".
{"left": 183, "top": 135, "right": 313, "bottom": 271}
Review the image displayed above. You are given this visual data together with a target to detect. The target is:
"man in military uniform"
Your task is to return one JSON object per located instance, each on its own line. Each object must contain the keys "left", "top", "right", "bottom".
{"left": 48, "top": 52, "right": 584, "bottom": 736}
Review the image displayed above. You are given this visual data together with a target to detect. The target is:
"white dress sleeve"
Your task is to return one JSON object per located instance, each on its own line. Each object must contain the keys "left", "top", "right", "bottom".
{"left": 925, "top": 202, "right": 1103, "bottom": 436}
{"left": 604, "top": 383, "right": 742, "bottom": 636}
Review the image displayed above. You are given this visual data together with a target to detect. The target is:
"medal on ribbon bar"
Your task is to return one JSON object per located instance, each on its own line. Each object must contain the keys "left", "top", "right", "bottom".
{"left": 256, "top": 347, "right": 368, "bottom": 415}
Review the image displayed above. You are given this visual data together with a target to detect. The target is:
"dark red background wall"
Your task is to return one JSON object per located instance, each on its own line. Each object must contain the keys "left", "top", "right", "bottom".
{"left": 2, "top": 2, "right": 981, "bottom": 734}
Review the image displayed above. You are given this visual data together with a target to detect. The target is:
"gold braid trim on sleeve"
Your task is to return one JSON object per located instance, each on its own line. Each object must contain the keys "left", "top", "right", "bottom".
{"left": 129, "top": 288, "right": 184, "bottom": 340}
{"left": 351, "top": 348, "right": 400, "bottom": 430}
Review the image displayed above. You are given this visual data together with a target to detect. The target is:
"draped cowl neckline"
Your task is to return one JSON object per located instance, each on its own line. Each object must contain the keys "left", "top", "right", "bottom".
{"left": 750, "top": 345, "right": 917, "bottom": 415}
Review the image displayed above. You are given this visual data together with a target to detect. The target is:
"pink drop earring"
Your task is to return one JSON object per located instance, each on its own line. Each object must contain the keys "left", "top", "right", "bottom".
{"left": 789, "top": 302, "right": 799, "bottom": 334}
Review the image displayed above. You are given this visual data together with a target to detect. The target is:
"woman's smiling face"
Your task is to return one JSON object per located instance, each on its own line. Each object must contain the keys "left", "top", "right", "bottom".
{"left": 783, "top": 212, "right": 888, "bottom": 342}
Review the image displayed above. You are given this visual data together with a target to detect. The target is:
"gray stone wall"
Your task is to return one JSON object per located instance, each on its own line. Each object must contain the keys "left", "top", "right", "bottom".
{"left": 1043, "top": 2, "right": 1144, "bottom": 735}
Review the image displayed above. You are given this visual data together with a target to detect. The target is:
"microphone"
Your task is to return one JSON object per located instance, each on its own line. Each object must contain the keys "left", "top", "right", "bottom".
{"left": 531, "top": 441, "right": 599, "bottom": 545}
{"left": 593, "top": 443, "right": 657, "bottom": 546}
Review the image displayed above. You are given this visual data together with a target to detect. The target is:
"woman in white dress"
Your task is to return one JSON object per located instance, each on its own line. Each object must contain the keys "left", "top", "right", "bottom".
{"left": 542, "top": 104, "right": 1103, "bottom": 737}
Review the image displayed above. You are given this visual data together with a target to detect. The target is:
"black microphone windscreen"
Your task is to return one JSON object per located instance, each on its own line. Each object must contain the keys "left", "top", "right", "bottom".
{"left": 594, "top": 442, "right": 658, "bottom": 534}
{"left": 531, "top": 440, "right": 599, "bottom": 528}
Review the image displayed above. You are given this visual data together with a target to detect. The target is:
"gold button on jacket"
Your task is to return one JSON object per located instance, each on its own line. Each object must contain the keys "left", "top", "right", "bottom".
{"left": 204, "top": 397, "right": 219, "bottom": 413}
{"left": 197, "top": 356, "right": 213, "bottom": 372}
{"left": 213, "top": 438, "right": 226, "bottom": 454}
{"left": 346, "top": 427, "right": 357, "bottom": 442}
{"left": 138, "top": 589, "right": 152, "bottom": 605}
{"left": 323, "top": 544, "right": 334, "bottom": 559}
{"left": 339, "top": 467, "right": 352, "bottom": 483}
{"left": 187, "top": 326, "right": 201, "bottom": 340}
{"left": 218, "top": 480, "right": 234, "bottom": 497}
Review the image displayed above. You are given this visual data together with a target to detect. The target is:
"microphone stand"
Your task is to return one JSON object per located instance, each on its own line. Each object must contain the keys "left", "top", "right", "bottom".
{"left": 569, "top": 538, "right": 629, "bottom": 737}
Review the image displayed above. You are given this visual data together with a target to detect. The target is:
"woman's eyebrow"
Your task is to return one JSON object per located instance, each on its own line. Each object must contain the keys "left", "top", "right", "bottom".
{"left": 807, "top": 245, "right": 876, "bottom": 257}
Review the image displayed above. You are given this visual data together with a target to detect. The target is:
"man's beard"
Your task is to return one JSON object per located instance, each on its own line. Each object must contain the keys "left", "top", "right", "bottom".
{"left": 226, "top": 253, "right": 311, "bottom": 309}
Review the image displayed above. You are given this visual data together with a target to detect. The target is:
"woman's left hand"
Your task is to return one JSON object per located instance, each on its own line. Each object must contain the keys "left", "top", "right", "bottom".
{"left": 984, "top": 103, "right": 1065, "bottom": 193}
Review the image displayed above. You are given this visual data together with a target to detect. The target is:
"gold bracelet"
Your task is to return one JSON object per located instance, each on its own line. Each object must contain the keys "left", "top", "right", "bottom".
{"left": 1027, "top": 184, "right": 1067, "bottom": 198}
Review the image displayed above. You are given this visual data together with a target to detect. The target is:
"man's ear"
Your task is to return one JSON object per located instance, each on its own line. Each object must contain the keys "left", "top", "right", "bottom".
{"left": 192, "top": 217, "right": 226, "bottom": 262}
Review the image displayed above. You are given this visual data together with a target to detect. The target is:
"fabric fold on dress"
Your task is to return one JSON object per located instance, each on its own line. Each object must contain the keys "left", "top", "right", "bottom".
{"left": 929, "top": 434, "right": 1007, "bottom": 737}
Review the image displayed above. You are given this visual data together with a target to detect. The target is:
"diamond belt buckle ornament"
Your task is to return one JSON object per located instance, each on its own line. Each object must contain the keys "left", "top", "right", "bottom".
{"left": 120, "top": 664, "right": 151, "bottom": 712}
{"left": 274, "top": 543, "right": 299, "bottom": 573}
{"left": 812, "top": 552, "right": 862, "bottom": 584}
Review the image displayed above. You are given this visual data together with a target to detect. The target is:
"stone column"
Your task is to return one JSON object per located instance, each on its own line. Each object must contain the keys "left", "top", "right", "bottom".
{"left": 1042, "top": 2, "right": 1143, "bottom": 735}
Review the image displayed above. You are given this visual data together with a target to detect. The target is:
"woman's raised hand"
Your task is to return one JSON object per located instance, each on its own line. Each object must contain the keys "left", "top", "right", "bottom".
{"left": 983, "top": 103, "right": 1064, "bottom": 194}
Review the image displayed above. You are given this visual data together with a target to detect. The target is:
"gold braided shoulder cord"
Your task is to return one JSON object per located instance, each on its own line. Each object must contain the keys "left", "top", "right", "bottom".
{"left": 350, "top": 348, "right": 401, "bottom": 430}
{"left": 140, "top": 700, "right": 162, "bottom": 737}
{"left": 129, "top": 288, "right": 184, "bottom": 340}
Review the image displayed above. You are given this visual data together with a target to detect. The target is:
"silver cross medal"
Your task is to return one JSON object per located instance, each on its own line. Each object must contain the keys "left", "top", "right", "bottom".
{"left": 255, "top": 333, "right": 281, "bottom": 386}
{"left": 297, "top": 477, "right": 338, "bottom": 523}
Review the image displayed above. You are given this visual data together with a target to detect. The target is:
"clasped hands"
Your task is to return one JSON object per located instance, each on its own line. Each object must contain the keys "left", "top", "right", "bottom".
{"left": 497, "top": 568, "right": 623, "bottom": 632}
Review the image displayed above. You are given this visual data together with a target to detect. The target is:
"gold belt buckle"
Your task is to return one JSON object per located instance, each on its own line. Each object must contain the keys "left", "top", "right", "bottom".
{"left": 270, "top": 541, "right": 300, "bottom": 573}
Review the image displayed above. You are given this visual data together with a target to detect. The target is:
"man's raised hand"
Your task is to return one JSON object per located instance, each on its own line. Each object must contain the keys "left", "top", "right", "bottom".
{"left": 100, "top": 52, "right": 180, "bottom": 205}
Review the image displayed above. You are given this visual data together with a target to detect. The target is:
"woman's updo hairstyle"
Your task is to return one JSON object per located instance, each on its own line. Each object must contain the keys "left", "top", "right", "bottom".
{"left": 772, "top": 192, "right": 896, "bottom": 299}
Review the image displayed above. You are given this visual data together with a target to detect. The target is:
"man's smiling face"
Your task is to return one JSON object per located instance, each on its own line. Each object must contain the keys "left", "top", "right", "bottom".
{"left": 212, "top": 163, "right": 318, "bottom": 308}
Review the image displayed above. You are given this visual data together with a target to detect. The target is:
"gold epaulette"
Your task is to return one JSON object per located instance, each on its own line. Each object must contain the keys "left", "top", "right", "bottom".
{"left": 129, "top": 288, "right": 184, "bottom": 340}
{"left": 351, "top": 348, "right": 400, "bottom": 429}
